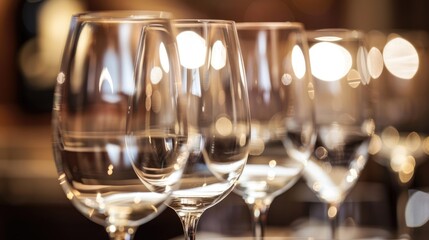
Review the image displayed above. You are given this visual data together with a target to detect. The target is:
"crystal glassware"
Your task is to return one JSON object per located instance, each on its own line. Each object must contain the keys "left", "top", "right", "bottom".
{"left": 166, "top": 19, "right": 251, "bottom": 240}
{"left": 52, "top": 11, "right": 186, "bottom": 240}
{"left": 234, "top": 22, "right": 316, "bottom": 240}
{"left": 302, "top": 29, "right": 375, "bottom": 239}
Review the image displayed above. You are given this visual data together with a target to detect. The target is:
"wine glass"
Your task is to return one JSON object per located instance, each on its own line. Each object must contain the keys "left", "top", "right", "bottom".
{"left": 165, "top": 19, "right": 251, "bottom": 240}
{"left": 302, "top": 29, "right": 375, "bottom": 239}
{"left": 52, "top": 11, "right": 185, "bottom": 240}
{"left": 366, "top": 30, "right": 429, "bottom": 238}
{"left": 234, "top": 22, "right": 316, "bottom": 240}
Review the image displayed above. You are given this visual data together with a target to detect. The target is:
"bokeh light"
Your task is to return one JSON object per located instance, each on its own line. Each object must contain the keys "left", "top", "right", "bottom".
{"left": 383, "top": 37, "right": 419, "bottom": 80}
{"left": 309, "top": 42, "right": 352, "bottom": 82}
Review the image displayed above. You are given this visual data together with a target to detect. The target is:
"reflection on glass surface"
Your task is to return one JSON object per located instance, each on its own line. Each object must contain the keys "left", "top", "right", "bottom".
{"left": 176, "top": 30, "right": 206, "bottom": 69}
{"left": 309, "top": 42, "right": 352, "bottom": 82}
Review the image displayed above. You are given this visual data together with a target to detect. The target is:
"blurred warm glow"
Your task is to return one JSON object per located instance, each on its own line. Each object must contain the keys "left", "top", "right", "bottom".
{"left": 150, "top": 67, "right": 163, "bottom": 84}
{"left": 151, "top": 90, "right": 162, "bottom": 113}
{"left": 215, "top": 116, "right": 233, "bottom": 136}
{"left": 374, "top": 127, "right": 428, "bottom": 184}
{"left": 249, "top": 123, "right": 265, "bottom": 154}
{"left": 20, "top": 0, "right": 86, "bottom": 88}
{"left": 406, "top": 132, "right": 422, "bottom": 152}
{"left": 210, "top": 40, "right": 227, "bottom": 70}
{"left": 423, "top": 137, "right": 429, "bottom": 155}
{"left": 328, "top": 205, "right": 338, "bottom": 218}
{"left": 281, "top": 73, "right": 293, "bottom": 86}
{"left": 107, "top": 164, "right": 114, "bottom": 176}
{"left": 314, "top": 36, "right": 342, "bottom": 42}
{"left": 57, "top": 72, "right": 65, "bottom": 85}
{"left": 383, "top": 37, "right": 419, "bottom": 80}
{"left": 381, "top": 126, "right": 400, "bottom": 148}
{"left": 176, "top": 31, "right": 206, "bottom": 69}
{"left": 159, "top": 42, "right": 170, "bottom": 73}
{"left": 368, "top": 133, "right": 382, "bottom": 155}
{"left": 346, "top": 69, "right": 361, "bottom": 88}
{"left": 291, "top": 45, "right": 306, "bottom": 79}
{"left": 367, "top": 47, "right": 384, "bottom": 79}
{"left": 309, "top": 42, "right": 352, "bottom": 81}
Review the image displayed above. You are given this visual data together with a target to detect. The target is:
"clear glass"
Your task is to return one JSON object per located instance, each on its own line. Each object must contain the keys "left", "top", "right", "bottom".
{"left": 234, "top": 22, "right": 316, "bottom": 240}
{"left": 52, "top": 11, "right": 185, "bottom": 240}
{"left": 167, "top": 19, "right": 251, "bottom": 240}
{"left": 303, "top": 29, "right": 375, "bottom": 239}
{"left": 366, "top": 30, "right": 429, "bottom": 239}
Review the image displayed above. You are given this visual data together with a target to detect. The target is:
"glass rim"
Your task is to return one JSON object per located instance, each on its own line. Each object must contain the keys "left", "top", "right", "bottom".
{"left": 72, "top": 10, "right": 173, "bottom": 22}
{"left": 306, "top": 28, "right": 365, "bottom": 40}
{"left": 172, "top": 19, "right": 236, "bottom": 27}
{"left": 236, "top": 21, "right": 304, "bottom": 30}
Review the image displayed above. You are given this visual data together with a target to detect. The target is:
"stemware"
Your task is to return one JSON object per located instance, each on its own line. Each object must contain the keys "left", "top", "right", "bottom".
{"left": 52, "top": 11, "right": 185, "bottom": 240}
{"left": 166, "top": 19, "right": 251, "bottom": 240}
{"left": 366, "top": 30, "right": 429, "bottom": 238}
{"left": 302, "top": 29, "right": 375, "bottom": 239}
{"left": 234, "top": 22, "right": 316, "bottom": 240}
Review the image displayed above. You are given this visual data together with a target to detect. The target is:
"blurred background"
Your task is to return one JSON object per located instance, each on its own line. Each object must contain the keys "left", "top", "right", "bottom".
{"left": 2, "top": 0, "right": 429, "bottom": 239}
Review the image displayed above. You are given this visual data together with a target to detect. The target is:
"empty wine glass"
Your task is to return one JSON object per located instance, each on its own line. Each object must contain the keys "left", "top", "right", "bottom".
{"left": 166, "top": 19, "right": 251, "bottom": 240}
{"left": 302, "top": 29, "right": 375, "bottom": 239}
{"left": 234, "top": 22, "right": 316, "bottom": 240}
{"left": 52, "top": 11, "right": 185, "bottom": 240}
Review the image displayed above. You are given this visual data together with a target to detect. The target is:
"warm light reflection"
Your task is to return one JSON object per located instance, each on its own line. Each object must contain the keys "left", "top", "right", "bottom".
{"left": 347, "top": 69, "right": 361, "bottom": 88}
{"left": 291, "top": 45, "right": 306, "bottom": 79}
{"left": 176, "top": 31, "right": 206, "bottom": 69}
{"left": 309, "top": 42, "right": 352, "bottom": 81}
{"left": 357, "top": 47, "right": 371, "bottom": 84}
{"left": 383, "top": 37, "right": 419, "bottom": 80}
{"left": 151, "top": 90, "right": 162, "bottom": 113}
{"left": 239, "top": 134, "right": 247, "bottom": 147}
{"left": 423, "top": 137, "right": 429, "bottom": 155}
{"left": 159, "top": 42, "right": 170, "bottom": 73}
{"left": 150, "top": 66, "right": 163, "bottom": 84}
{"left": 215, "top": 116, "right": 233, "bottom": 136}
{"left": 381, "top": 126, "right": 400, "bottom": 148}
{"left": 281, "top": 73, "right": 293, "bottom": 86}
{"left": 367, "top": 47, "right": 384, "bottom": 79}
{"left": 107, "top": 164, "right": 114, "bottom": 176}
{"left": 390, "top": 146, "right": 408, "bottom": 172}
{"left": 328, "top": 205, "right": 338, "bottom": 218}
{"left": 307, "top": 82, "right": 315, "bottom": 99}
{"left": 406, "top": 132, "right": 421, "bottom": 152}
{"left": 249, "top": 138, "right": 265, "bottom": 155}
{"left": 57, "top": 72, "right": 65, "bottom": 84}
{"left": 368, "top": 134, "right": 382, "bottom": 155}
{"left": 319, "top": 125, "right": 345, "bottom": 150}
{"left": 315, "top": 36, "right": 342, "bottom": 42}
{"left": 315, "top": 146, "right": 328, "bottom": 159}
{"left": 211, "top": 40, "right": 227, "bottom": 70}
{"left": 375, "top": 127, "right": 425, "bottom": 184}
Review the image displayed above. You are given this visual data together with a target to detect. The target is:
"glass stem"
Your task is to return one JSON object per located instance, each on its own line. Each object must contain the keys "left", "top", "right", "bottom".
{"left": 327, "top": 203, "right": 339, "bottom": 240}
{"left": 247, "top": 199, "right": 271, "bottom": 240}
{"left": 107, "top": 226, "right": 136, "bottom": 240}
{"left": 178, "top": 211, "right": 203, "bottom": 240}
